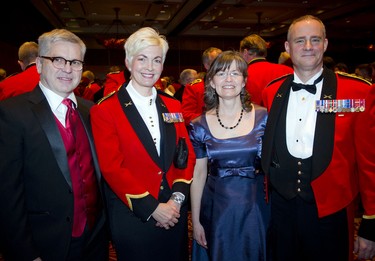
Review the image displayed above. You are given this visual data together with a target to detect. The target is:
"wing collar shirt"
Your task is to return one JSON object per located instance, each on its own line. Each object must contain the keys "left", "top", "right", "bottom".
{"left": 127, "top": 81, "right": 161, "bottom": 155}
{"left": 39, "top": 82, "right": 77, "bottom": 128}
{"left": 286, "top": 68, "right": 323, "bottom": 159}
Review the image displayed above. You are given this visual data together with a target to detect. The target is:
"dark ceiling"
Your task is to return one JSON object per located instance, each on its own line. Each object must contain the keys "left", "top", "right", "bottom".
{"left": 2, "top": 0, "right": 375, "bottom": 51}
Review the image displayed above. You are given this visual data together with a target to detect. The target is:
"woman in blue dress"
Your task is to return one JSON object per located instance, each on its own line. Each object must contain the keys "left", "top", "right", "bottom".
{"left": 188, "top": 50, "right": 271, "bottom": 261}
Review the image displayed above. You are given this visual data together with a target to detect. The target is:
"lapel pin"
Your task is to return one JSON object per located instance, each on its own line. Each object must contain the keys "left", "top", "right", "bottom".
{"left": 124, "top": 101, "right": 133, "bottom": 107}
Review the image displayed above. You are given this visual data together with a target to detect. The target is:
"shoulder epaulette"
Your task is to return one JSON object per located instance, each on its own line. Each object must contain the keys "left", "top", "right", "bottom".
{"left": 107, "top": 71, "right": 121, "bottom": 75}
{"left": 266, "top": 73, "right": 292, "bottom": 87}
{"left": 96, "top": 91, "right": 116, "bottom": 105}
{"left": 336, "top": 71, "right": 372, "bottom": 85}
{"left": 190, "top": 78, "right": 203, "bottom": 86}
{"left": 157, "top": 89, "right": 176, "bottom": 99}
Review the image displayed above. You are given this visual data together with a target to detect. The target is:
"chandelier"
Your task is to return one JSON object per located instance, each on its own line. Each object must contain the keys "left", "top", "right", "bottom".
{"left": 99, "top": 7, "right": 126, "bottom": 49}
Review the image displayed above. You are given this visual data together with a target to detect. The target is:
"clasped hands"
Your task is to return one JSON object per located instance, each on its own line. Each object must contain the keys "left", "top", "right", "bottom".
{"left": 152, "top": 200, "right": 181, "bottom": 230}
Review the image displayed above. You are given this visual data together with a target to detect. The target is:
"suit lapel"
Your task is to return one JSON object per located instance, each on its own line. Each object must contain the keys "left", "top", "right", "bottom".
{"left": 262, "top": 75, "right": 293, "bottom": 173}
{"left": 29, "top": 86, "right": 72, "bottom": 187}
{"left": 117, "top": 85, "right": 162, "bottom": 167}
{"left": 156, "top": 94, "right": 176, "bottom": 172}
{"left": 311, "top": 69, "right": 336, "bottom": 179}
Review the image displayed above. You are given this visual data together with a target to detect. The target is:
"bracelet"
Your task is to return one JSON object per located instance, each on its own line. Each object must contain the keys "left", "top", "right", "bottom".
{"left": 170, "top": 192, "right": 185, "bottom": 205}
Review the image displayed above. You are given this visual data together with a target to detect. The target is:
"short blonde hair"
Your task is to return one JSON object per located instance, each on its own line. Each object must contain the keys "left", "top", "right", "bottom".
{"left": 124, "top": 27, "right": 169, "bottom": 65}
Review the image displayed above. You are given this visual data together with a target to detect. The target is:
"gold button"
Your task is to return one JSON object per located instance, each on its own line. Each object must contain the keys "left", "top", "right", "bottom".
{"left": 297, "top": 188, "right": 301, "bottom": 192}
{"left": 298, "top": 161, "right": 302, "bottom": 166}
{"left": 160, "top": 186, "right": 164, "bottom": 190}
{"left": 158, "top": 171, "right": 163, "bottom": 175}
{"left": 297, "top": 179, "right": 301, "bottom": 183}
{"left": 298, "top": 171, "right": 302, "bottom": 175}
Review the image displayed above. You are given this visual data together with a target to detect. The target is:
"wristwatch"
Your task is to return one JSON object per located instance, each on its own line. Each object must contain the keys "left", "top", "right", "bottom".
{"left": 170, "top": 192, "right": 185, "bottom": 205}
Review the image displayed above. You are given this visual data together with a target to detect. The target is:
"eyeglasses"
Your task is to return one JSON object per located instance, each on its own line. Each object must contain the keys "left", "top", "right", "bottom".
{"left": 215, "top": 71, "right": 243, "bottom": 79}
{"left": 40, "top": 56, "right": 84, "bottom": 71}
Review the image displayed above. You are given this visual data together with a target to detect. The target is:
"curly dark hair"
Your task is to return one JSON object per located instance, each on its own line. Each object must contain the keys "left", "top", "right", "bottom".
{"left": 204, "top": 50, "right": 252, "bottom": 112}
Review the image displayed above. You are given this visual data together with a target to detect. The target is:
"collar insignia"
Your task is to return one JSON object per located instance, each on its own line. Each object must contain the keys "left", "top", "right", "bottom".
{"left": 124, "top": 101, "right": 133, "bottom": 107}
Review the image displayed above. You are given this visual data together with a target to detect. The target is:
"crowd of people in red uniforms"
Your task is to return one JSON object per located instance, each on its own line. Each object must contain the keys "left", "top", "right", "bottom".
{"left": 0, "top": 15, "right": 375, "bottom": 261}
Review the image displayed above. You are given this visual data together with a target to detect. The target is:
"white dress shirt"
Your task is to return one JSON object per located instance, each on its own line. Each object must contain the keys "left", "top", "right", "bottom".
{"left": 39, "top": 82, "right": 77, "bottom": 128}
{"left": 127, "top": 81, "right": 161, "bottom": 155}
{"left": 286, "top": 69, "right": 323, "bottom": 159}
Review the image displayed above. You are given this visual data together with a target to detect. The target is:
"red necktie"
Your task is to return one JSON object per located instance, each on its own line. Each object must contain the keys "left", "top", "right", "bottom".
{"left": 62, "top": 98, "right": 78, "bottom": 133}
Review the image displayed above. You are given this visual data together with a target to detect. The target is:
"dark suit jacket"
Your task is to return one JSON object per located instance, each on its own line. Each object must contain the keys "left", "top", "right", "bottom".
{"left": 0, "top": 85, "right": 108, "bottom": 260}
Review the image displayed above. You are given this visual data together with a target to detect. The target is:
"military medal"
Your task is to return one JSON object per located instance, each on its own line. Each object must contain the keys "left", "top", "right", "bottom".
{"left": 162, "top": 112, "right": 184, "bottom": 123}
{"left": 315, "top": 99, "right": 365, "bottom": 113}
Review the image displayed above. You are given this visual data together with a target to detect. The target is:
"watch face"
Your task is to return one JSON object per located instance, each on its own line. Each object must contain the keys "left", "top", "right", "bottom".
{"left": 171, "top": 193, "right": 184, "bottom": 204}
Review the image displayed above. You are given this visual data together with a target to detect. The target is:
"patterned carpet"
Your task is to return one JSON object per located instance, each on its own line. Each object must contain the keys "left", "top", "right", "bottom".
{"left": 0, "top": 217, "right": 372, "bottom": 261}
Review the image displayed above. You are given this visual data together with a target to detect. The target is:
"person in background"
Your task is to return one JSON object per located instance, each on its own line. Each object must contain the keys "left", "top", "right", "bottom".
{"left": 90, "top": 27, "right": 196, "bottom": 261}
{"left": 0, "top": 41, "right": 40, "bottom": 100}
{"left": 161, "top": 76, "right": 176, "bottom": 96}
{"left": 354, "top": 63, "right": 372, "bottom": 83}
{"left": 261, "top": 15, "right": 375, "bottom": 261}
{"left": 333, "top": 62, "right": 349, "bottom": 73}
{"left": 182, "top": 47, "right": 222, "bottom": 126}
{"left": 239, "top": 34, "right": 293, "bottom": 106}
{"left": 174, "top": 68, "right": 198, "bottom": 102}
{"left": 323, "top": 56, "right": 335, "bottom": 70}
{"left": 189, "top": 50, "right": 270, "bottom": 261}
{"left": 74, "top": 70, "right": 102, "bottom": 102}
{"left": 0, "top": 29, "right": 109, "bottom": 261}
{"left": 370, "top": 61, "right": 375, "bottom": 83}
{"left": 278, "top": 51, "right": 293, "bottom": 68}
{"left": 0, "top": 68, "right": 6, "bottom": 81}
{"left": 102, "top": 65, "right": 126, "bottom": 96}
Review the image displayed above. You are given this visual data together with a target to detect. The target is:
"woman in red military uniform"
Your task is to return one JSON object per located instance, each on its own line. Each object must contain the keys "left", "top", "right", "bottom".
{"left": 90, "top": 27, "right": 195, "bottom": 261}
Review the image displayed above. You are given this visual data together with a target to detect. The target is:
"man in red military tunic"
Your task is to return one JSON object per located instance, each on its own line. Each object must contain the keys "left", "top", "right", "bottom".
{"left": 261, "top": 15, "right": 375, "bottom": 261}
{"left": 0, "top": 41, "right": 40, "bottom": 100}
{"left": 181, "top": 47, "right": 222, "bottom": 126}
{"left": 240, "top": 34, "right": 293, "bottom": 106}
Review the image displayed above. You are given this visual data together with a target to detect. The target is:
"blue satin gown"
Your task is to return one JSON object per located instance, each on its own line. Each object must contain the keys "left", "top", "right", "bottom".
{"left": 189, "top": 105, "right": 271, "bottom": 261}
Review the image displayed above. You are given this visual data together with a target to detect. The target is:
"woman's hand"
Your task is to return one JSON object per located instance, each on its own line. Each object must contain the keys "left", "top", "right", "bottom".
{"left": 193, "top": 222, "right": 208, "bottom": 249}
{"left": 152, "top": 201, "right": 180, "bottom": 230}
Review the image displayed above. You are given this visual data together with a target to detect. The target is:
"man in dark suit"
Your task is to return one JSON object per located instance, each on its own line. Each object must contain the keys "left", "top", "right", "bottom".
{"left": 262, "top": 15, "right": 375, "bottom": 261}
{"left": 0, "top": 29, "right": 108, "bottom": 261}
{"left": 0, "top": 41, "right": 40, "bottom": 100}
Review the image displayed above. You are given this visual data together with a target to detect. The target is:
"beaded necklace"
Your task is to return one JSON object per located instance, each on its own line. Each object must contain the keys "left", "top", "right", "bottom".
{"left": 215, "top": 106, "right": 244, "bottom": 130}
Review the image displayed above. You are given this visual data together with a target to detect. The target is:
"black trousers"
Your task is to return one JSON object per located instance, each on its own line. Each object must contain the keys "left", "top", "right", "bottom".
{"left": 67, "top": 222, "right": 109, "bottom": 261}
{"left": 270, "top": 191, "right": 349, "bottom": 261}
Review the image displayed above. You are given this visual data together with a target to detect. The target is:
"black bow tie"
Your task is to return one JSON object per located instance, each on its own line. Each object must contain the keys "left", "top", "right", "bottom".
{"left": 291, "top": 74, "right": 323, "bottom": 94}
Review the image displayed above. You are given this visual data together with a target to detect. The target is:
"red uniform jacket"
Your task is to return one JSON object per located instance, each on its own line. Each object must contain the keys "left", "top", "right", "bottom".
{"left": 246, "top": 58, "right": 293, "bottom": 106}
{"left": 181, "top": 78, "right": 205, "bottom": 126}
{"left": 262, "top": 69, "right": 375, "bottom": 242}
{"left": 0, "top": 64, "right": 39, "bottom": 100}
{"left": 82, "top": 82, "right": 102, "bottom": 102}
{"left": 91, "top": 83, "right": 195, "bottom": 220}
{"left": 103, "top": 71, "right": 126, "bottom": 97}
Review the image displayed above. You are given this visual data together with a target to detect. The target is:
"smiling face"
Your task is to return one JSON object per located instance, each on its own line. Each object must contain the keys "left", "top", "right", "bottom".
{"left": 36, "top": 41, "right": 83, "bottom": 97}
{"left": 126, "top": 45, "right": 163, "bottom": 96}
{"left": 210, "top": 60, "right": 246, "bottom": 101}
{"left": 285, "top": 18, "right": 328, "bottom": 76}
